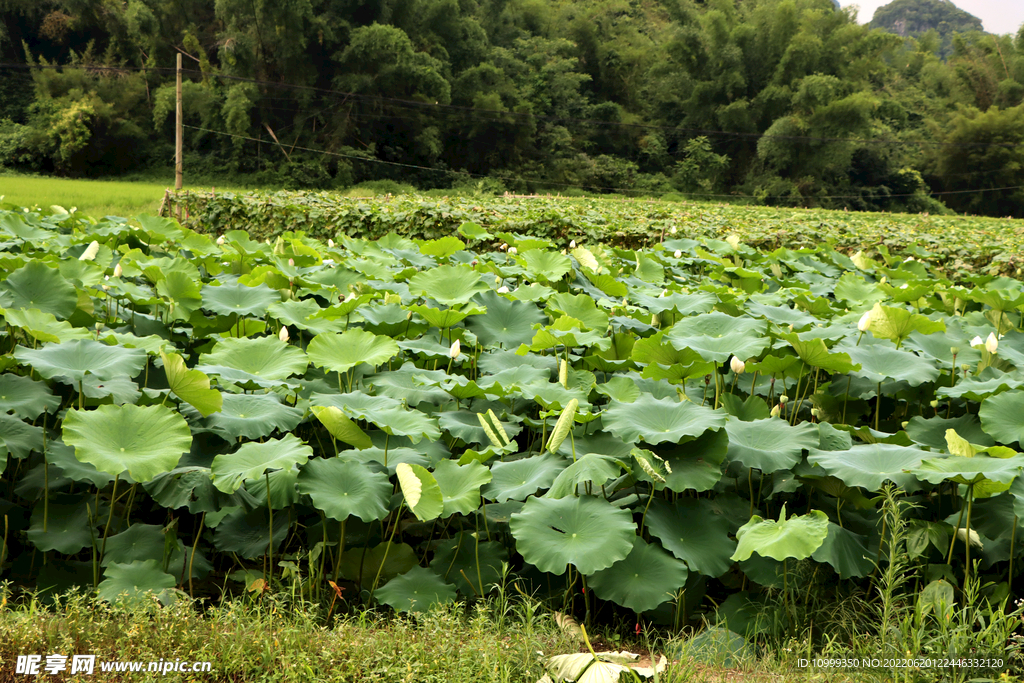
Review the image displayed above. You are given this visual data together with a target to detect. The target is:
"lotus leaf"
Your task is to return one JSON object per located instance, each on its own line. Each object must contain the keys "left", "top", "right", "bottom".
{"left": 467, "top": 290, "right": 545, "bottom": 348}
{"left": 0, "top": 260, "right": 77, "bottom": 318}
{"left": 98, "top": 560, "right": 176, "bottom": 605}
{"left": 160, "top": 352, "right": 222, "bottom": 417}
{"left": 297, "top": 457, "right": 391, "bottom": 522}
{"left": 307, "top": 328, "right": 400, "bottom": 374}
{"left": 200, "top": 393, "right": 303, "bottom": 440}
{"left": 374, "top": 566, "right": 457, "bottom": 613}
{"left": 484, "top": 452, "right": 567, "bottom": 502}
{"left": 397, "top": 462, "right": 444, "bottom": 521}
{"left": 602, "top": 394, "right": 726, "bottom": 445}
{"left": 409, "top": 265, "right": 490, "bottom": 305}
{"left": 26, "top": 494, "right": 95, "bottom": 554}
{"left": 586, "top": 536, "right": 688, "bottom": 612}
{"left": 432, "top": 459, "right": 492, "bottom": 517}
{"left": 200, "top": 281, "right": 280, "bottom": 316}
{"left": 211, "top": 434, "right": 313, "bottom": 493}
{"left": 807, "top": 443, "right": 929, "bottom": 490}
{"left": 731, "top": 507, "right": 829, "bottom": 562}
{"left": 198, "top": 335, "right": 308, "bottom": 382}
{"left": 724, "top": 418, "right": 818, "bottom": 473}
{"left": 2, "top": 308, "right": 90, "bottom": 343}
{"left": 645, "top": 498, "right": 736, "bottom": 576}
{"left": 979, "top": 390, "right": 1024, "bottom": 447}
{"left": 665, "top": 312, "right": 769, "bottom": 362}
{"left": 16, "top": 339, "right": 147, "bottom": 384}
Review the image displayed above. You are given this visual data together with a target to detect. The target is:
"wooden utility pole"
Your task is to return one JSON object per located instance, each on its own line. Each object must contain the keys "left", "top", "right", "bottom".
{"left": 175, "top": 53, "right": 183, "bottom": 191}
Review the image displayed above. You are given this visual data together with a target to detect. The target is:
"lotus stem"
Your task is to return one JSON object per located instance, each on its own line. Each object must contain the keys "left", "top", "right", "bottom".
{"left": 713, "top": 362, "right": 720, "bottom": 409}
{"left": 333, "top": 518, "right": 346, "bottom": 584}
{"left": 474, "top": 515, "right": 485, "bottom": 596}
{"left": 266, "top": 472, "right": 273, "bottom": 586}
{"left": 100, "top": 474, "right": 120, "bottom": 561}
{"left": 370, "top": 501, "right": 404, "bottom": 598}
{"left": 947, "top": 496, "right": 967, "bottom": 565}
{"left": 1010, "top": 515, "right": 1018, "bottom": 593}
{"left": 189, "top": 512, "right": 205, "bottom": 599}
{"left": 78, "top": 380, "right": 84, "bottom": 411}
{"left": 874, "top": 381, "right": 882, "bottom": 431}
{"left": 42, "top": 414, "right": 48, "bottom": 534}
{"left": 964, "top": 484, "right": 974, "bottom": 579}
{"left": 842, "top": 375, "right": 852, "bottom": 424}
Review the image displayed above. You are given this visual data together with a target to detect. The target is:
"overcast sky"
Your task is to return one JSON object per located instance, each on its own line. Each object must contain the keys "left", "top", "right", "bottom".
{"left": 839, "top": 0, "right": 1024, "bottom": 35}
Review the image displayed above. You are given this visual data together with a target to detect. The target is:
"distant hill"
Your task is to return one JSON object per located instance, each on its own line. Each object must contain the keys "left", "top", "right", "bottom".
{"left": 869, "top": 0, "right": 983, "bottom": 56}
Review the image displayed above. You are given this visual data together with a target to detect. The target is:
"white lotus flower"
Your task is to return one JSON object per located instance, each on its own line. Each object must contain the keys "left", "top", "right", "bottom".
{"left": 956, "top": 527, "right": 983, "bottom": 548}
{"left": 970, "top": 335, "right": 984, "bottom": 348}
{"left": 779, "top": 395, "right": 789, "bottom": 405}
{"left": 508, "top": 247, "right": 518, "bottom": 255}
{"left": 497, "top": 286, "right": 509, "bottom": 294}
{"left": 449, "top": 339, "right": 461, "bottom": 359}
{"left": 670, "top": 226, "right": 677, "bottom": 234}
{"left": 279, "top": 326, "right": 290, "bottom": 342}
{"left": 770, "top": 405, "right": 781, "bottom": 418}
{"left": 858, "top": 310, "right": 873, "bottom": 332}
{"left": 569, "top": 240, "right": 576, "bottom": 249}
{"left": 674, "top": 250, "right": 682, "bottom": 258}
{"left": 730, "top": 356, "right": 745, "bottom": 374}
{"left": 328, "top": 238, "right": 335, "bottom": 248}
{"left": 113, "top": 263, "right": 122, "bottom": 277}
{"left": 79, "top": 240, "right": 100, "bottom": 261}
{"left": 216, "top": 235, "right": 225, "bottom": 245}
{"left": 986, "top": 332, "right": 998, "bottom": 354}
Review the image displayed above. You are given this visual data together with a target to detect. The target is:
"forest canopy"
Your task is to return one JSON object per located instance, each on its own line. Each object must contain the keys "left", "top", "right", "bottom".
{"left": 1, "top": 0, "right": 1023, "bottom": 217}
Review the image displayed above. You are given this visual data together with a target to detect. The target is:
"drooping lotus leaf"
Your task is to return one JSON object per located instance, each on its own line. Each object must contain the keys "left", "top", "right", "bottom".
{"left": 15, "top": 339, "right": 147, "bottom": 384}
{"left": 586, "top": 536, "right": 688, "bottom": 612}
{"left": 311, "top": 406, "right": 373, "bottom": 449}
{"left": 26, "top": 494, "right": 95, "bottom": 554}
{"left": 307, "top": 328, "right": 400, "bottom": 374}
{"left": 0, "top": 413, "right": 43, "bottom": 467}
{"left": 547, "top": 292, "right": 610, "bottom": 331}
{"left": 483, "top": 452, "right": 567, "bottom": 502}
{"left": 198, "top": 335, "right": 308, "bottom": 383}
{"left": 101, "top": 523, "right": 166, "bottom": 566}
{"left": 397, "top": 462, "right": 444, "bottom": 522}
{"left": 430, "top": 532, "right": 508, "bottom": 596}
{"left": 466, "top": 290, "right": 545, "bottom": 348}
{"left": 2, "top": 308, "right": 90, "bottom": 343}
{"left": 62, "top": 404, "right": 193, "bottom": 482}
{"left": 807, "top": 443, "right": 928, "bottom": 490}
{"left": 199, "top": 393, "right": 303, "bottom": 440}
{"left": 211, "top": 434, "right": 313, "bottom": 493}
{"left": 810, "top": 523, "right": 873, "bottom": 579}
{"left": 719, "top": 394, "right": 771, "bottom": 422}
{"left": 296, "top": 457, "right": 391, "bottom": 522}
{"left": 602, "top": 394, "right": 727, "bottom": 445}
{"left": 979, "top": 390, "right": 1024, "bottom": 447}
{"left": 98, "top": 559, "right": 176, "bottom": 605}
{"left": 156, "top": 271, "right": 203, "bottom": 315}
{"left": 842, "top": 344, "right": 939, "bottom": 386}
{"left": 731, "top": 507, "right": 829, "bottom": 562}
{"left": 160, "top": 351, "right": 222, "bottom": 417}
{"left": 779, "top": 334, "right": 858, "bottom": 374}
{"left": 912, "top": 455, "right": 1024, "bottom": 486}
{"left": 200, "top": 281, "right": 280, "bottom": 316}
{"left": 374, "top": 566, "right": 457, "bottom": 613}
{"left": 47, "top": 440, "right": 114, "bottom": 488}
{"left": 144, "top": 465, "right": 253, "bottom": 513}
{"left": 645, "top": 498, "right": 736, "bottom": 577}
{"left": 432, "top": 459, "right": 492, "bottom": 517}
{"left": 510, "top": 495, "right": 635, "bottom": 575}
{"left": 724, "top": 418, "right": 818, "bottom": 473}
{"left": 545, "top": 454, "right": 623, "bottom": 499}
{"left": 408, "top": 265, "right": 490, "bottom": 306}
{"left": 664, "top": 312, "right": 769, "bottom": 363}
{"left": 0, "top": 260, "right": 78, "bottom": 319}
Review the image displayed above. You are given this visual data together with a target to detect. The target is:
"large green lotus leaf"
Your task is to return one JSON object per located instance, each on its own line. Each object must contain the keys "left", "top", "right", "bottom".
{"left": 645, "top": 498, "right": 736, "bottom": 577}
{"left": 269, "top": 299, "right": 346, "bottom": 335}
{"left": 906, "top": 415, "right": 994, "bottom": 451}
{"left": 212, "top": 507, "right": 290, "bottom": 558}
{"left": 842, "top": 344, "right": 939, "bottom": 386}
{"left": 79, "top": 375, "right": 140, "bottom": 404}
{"left": 62, "top": 404, "right": 192, "bottom": 482}
{"left": 26, "top": 494, "right": 95, "bottom": 554}
{"left": 466, "top": 290, "right": 545, "bottom": 348}
{"left": 483, "top": 452, "right": 567, "bottom": 502}
{"left": 587, "top": 536, "right": 688, "bottom": 612}
{"left": 418, "top": 235, "right": 466, "bottom": 258}
{"left": 370, "top": 366, "right": 450, "bottom": 407}
{"left": 631, "top": 291, "right": 717, "bottom": 316}
{"left": 662, "top": 429, "right": 729, "bottom": 493}
{"left": 297, "top": 457, "right": 391, "bottom": 522}
{"left": 406, "top": 303, "right": 478, "bottom": 330}
{"left": 905, "top": 329, "right": 981, "bottom": 367}
{"left": 200, "top": 393, "right": 303, "bottom": 440}
{"left": 979, "top": 390, "right": 1024, "bottom": 447}
{"left": 365, "top": 406, "right": 441, "bottom": 444}
{"left": 243, "top": 465, "right": 299, "bottom": 510}
{"left": 807, "top": 443, "right": 928, "bottom": 490}
{"left": 912, "top": 455, "right": 1024, "bottom": 485}
{"left": 433, "top": 459, "right": 492, "bottom": 517}
{"left": 2, "top": 308, "right": 90, "bottom": 343}
{"left": 867, "top": 305, "right": 945, "bottom": 345}
{"left": 437, "top": 410, "right": 491, "bottom": 445}
{"left": 810, "top": 523, "right": 873, "bottom": 579}
{"left": 15, "top": 339, "right": 147, "bottom": 384}
{"left": 161, "top": 352, "right": 222, "bottom": 417}
{"left": 0, "top": 413, "right": 43, "bottom": 467}
{"left": 98, "top": 560, "right": 176, "bottom": 605}
{"left": 545, "top": 454, "right": 623, "bottom": 499}
{"left": 340, "top": 542, "right": 418, "bottom": 589}
{"left": 0, "top": 260, "right": 77, "bottom": 319}
{"left": 746, "top": 302, "right": 816, "bottom": 329}
{"left": 779, "top": 334, "right": 858, "bottom": 373}
{"left": 665, "top": 312, "right": 769, "bottom": 363}
{"left": 430, "top": 532, "right": 508, "bottom": 596}
{"left": 833, "top": 272, "right": 885, "bottom": 304}
{"left": 200, "top": 281, "right": 279, "bottom": 316}
{"left": 198, "top": 335, "right": 308, "bottom": 382}
{"left": 0, "top": 213, "right": 51, "bottom": 241}
{"left": 724, "top": 418, "right": 818, "bottom": 473}
{"left": 719, "top": 394, "right": 771, "bottom": 422}
{"left": 211, "top": 434, "right": 313, "bottom": 493}
{"left": 144, "top": 465, "right": 251, "bottom": 513}
{"left": 397, "top": 462, "right": 444, "bottom": 521}
{"left": 310, "top": 391, "right": 403, "bottom": 417}
{"left": 938, "top": 371, "right": 1023, "bottom": 401}
{"left": 374, "top": 566, "right": 457, "bottom": 613}
{"left": 630, "top": 331, "right": 707, "bottom": 367}
{"left": 520, "top": 250, "right": 572, "bottom": 283}
{"left": 510, "top": 495, "right": 634, "bottom": 575}
{"left": 156, "top": 271, "right": 203, "bottom": 314}
{"left": 101, "top": 523, "right": 165, "bottom": 566}
{"left": 307, "top": 329, "right": 400, "bottom": 374}
{"left": 409, "top": 265, "right": 490, "bottom": 306}
{"left": 603, "top": 394, "right": 727, "bottom": 445}
{"left": 731, "top": 508, "right": 829, "bottom": 562}
{"left": 47, "top": 440, "right": 114, "bottom": 487}
{"left": 547, "top": 292, "right": 609, "bottom": 331}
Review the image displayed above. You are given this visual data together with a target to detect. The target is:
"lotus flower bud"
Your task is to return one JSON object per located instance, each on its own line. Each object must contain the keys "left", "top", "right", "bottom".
{"left": 216, "top": 235, "right": 225, "bottom": 245}
{"left": 101, "top": 284, "right": 110, "bottom": 291}
{"left": 449, "top": 339, "right": 461, "bottom": 359}
{"left": 986, "top": 332, "right": 998, "bottom": 354}
{"left": 901, "top": 421, "right": 909, "bottom": 429}
{"left": 779, "top": 395, "right": 789, "bottom": 405}
{"left": 770, "top": 405, "right": 781, "bottom": 418}
{"left": 79, "top": 240, "right": 100, "bottom": 261}
{"left": 279, "top": 326, "right": 289, "bottom": 342}
{"left": 508, "top": 247, "right": 518, "bottom": 255}
{"left": 406, "top": 311, "right": 412, "bottom": 320}
{"left": 970, "top": 335, "right": 984, "bottom": 348}
{"left": 670, "top": 226, "right": 677, "bottom": 234}
{"left": 930, "top": 400, "right": 939, "bottom": 408}
{"left": 730, "top": 356, "right": 745, "bottom": 374}
{"left": 651, "top": 314, "right": 659, "bottom": 327}
{"left": 570, "top": 240, "right": 576, "bottom": 249}
{"left": 559, "top": 359, "right": 568, "bottom": 388}
{"left": 288, "top": 258, "right": 295, "bottom": 267}
{"left": 880, "top": 277, "right": 887, "bottom": 284}
{"left": 328, "top": 238, "right": 335, "bottom": 248}
{"left": 810, "top": 408, "right": 820, "bottom": 418}
{"left": 726, "top": 234, "right": 741, "bottom": 250}
{"left": 674, "top": 250, "right": 682, "bottom": 258}
{"left": 497, "top": 286, "right": 509, "bottom": 294}
{"left": 499, "top": 243, "right": 507, "bottom": 251}
{"left": 950, "top": 347, "right": 960, "bottom": 356}
{"left": 857, "top": 310, "right": 872, "bottom": 332}
{"left": 113, "top": 263, "right": 122, "bottom": 277}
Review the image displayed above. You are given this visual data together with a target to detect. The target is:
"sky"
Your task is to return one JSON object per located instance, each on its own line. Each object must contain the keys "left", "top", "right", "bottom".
{"left": 839, "top": 0, "right": 1024, "bottom": 35}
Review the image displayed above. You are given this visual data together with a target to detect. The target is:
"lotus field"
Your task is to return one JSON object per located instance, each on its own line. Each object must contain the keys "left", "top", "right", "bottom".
{"left": 3, "top": 204, "right": 1024, "bottom": 640}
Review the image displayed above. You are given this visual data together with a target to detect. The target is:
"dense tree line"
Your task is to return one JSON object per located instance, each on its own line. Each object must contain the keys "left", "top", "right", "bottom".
{"left": 1, "top": 0, "right": 1023, "bottom": 216}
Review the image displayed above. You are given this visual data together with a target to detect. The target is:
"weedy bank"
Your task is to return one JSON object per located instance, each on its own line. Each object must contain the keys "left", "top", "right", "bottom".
{"left": 0, "top": 201, "right": 1023, "bottom": 681}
